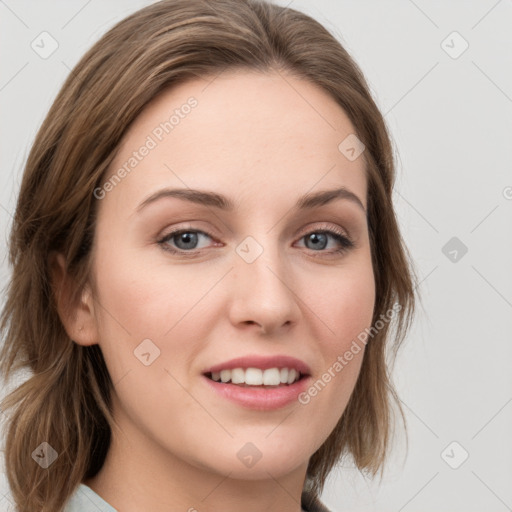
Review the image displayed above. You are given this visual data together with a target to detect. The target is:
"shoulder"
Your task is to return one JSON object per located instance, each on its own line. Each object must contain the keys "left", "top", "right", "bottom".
{"left": 63, "top": 484, "right": 118, "bottom": 512}
{"left": 301, "top": 489, "right": 332, "bottom": 512}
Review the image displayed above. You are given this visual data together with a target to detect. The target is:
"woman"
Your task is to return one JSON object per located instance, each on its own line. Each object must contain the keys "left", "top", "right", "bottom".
{"left": 0, "top": 0, "right": 417, "bottom": 511}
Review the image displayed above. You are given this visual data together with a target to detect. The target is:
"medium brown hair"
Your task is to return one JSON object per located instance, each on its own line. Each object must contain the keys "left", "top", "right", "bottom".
{"left": 0, "top": 0, "right": 418, "bottom": 510}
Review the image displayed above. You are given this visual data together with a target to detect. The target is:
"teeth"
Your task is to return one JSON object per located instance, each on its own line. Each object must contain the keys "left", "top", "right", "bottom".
{"left": 245, "top": 368, "right": 263, "bottom": 385}
{"left": 263, "top": 368, "right": 281, "bottom": 386}
{"left": 287, "top": 368, "right": 297, "bottom": 384}
{"left": 231, "top": 368, "right": 245, "bottom": 384}
{"left": 208, "top": 367, "right": 302, "bottom": 386}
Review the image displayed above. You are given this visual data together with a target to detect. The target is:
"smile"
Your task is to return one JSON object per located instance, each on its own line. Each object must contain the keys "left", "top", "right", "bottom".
{"left": 206, "top": 367, "right": 303, "bottom": 386}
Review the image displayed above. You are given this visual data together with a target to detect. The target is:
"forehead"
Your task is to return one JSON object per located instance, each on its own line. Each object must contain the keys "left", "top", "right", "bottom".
{"left": 101, "top": 70, "right": 368, "bottom": 217}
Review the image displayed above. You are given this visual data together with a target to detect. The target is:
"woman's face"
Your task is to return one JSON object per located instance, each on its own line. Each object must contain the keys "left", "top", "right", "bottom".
{"left": 87, "top": 70, "right": 375, "bottom": 482}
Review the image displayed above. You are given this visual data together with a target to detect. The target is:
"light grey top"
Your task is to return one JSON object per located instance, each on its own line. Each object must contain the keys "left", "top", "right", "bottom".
{"left": 63, "top": 484, "right": 117, "bottom": 512}
{"left": 63, "top": 483, "right": 329, "bottom": 512}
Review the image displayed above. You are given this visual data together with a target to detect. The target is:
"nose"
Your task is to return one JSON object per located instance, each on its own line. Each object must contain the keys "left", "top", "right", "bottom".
{"left": 227, "top": 239, "right": 301, "bottom": 335}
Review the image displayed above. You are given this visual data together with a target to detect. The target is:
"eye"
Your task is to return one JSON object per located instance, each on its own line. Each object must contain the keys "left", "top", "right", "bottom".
{"left": 158, "top": 228, "right": 216, "bottom": 255}
{"left": 157, "top": 224, "right": 355, "bottom": 257}
{"left": 295, "top": 226, "right": 354, "bottom": 255}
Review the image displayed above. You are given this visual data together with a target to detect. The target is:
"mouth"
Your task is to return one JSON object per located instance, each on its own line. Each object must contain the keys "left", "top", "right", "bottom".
{"left": 204, "top": 367, "right": 307, "bottom": 387}
{"left": 201, "top": 355, "right": 312, "bottom": 409}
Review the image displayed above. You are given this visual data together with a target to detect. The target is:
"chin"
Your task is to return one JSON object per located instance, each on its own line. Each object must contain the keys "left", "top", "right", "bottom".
{"left": 201, "top": 440, "right": 310, "bottom": 480}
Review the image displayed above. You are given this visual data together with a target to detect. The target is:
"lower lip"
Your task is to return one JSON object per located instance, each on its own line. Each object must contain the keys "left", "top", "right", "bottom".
{"left": 202, "top": 375, "right": 311, "bottom": 410}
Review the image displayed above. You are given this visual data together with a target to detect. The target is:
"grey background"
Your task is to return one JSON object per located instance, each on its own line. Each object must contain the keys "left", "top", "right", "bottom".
{"left": 1, "top": 1, "right": 511, "bottom": 511}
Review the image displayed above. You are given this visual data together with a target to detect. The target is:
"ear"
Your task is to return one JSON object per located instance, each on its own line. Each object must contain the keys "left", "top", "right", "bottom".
{"left": 48, "top": 251, "right": 99, "bottom": 346}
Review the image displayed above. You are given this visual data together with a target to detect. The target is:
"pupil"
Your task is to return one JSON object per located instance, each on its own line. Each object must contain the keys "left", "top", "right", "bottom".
{"left": 177, "top": 232, "right": 197, "bottom": 249}
{"left": 308, "top": 233, "right": 327, "bottom": 250}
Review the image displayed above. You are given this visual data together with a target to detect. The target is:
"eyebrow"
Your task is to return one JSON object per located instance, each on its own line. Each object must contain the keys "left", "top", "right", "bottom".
{"left": 135, "top": 186, "right": 366, "bottom": 215}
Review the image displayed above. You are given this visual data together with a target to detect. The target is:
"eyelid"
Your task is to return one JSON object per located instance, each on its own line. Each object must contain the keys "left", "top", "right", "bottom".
{"left": 295, "top": 221, "right": 350, "bottom": 238}
{"left": 157, "top": 221, "right": 355, "bottom": 257}
{"left": 157, "top": 221, "right": 351, "bottom": 243}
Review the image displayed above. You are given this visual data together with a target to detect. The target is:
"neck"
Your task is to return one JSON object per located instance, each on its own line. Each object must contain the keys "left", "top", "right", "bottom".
{"left": 84, "top": 410, "right": 309, "bottom": 512}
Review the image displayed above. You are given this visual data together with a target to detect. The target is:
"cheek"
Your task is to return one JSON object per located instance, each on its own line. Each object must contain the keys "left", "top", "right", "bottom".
{"left": 332, "top": 271, "right": 375, "bottom": 344}
{"left": 311, "top": 255, "right": 375, "bottom": 351}
{"left": 94, "top": 227, "right": 208, "bottom": 332}
{"left": 90, "top": 242, "right": 210, "bottom": 380}
{"left": 299, "top": 256, "right": 374, "bottom": 419}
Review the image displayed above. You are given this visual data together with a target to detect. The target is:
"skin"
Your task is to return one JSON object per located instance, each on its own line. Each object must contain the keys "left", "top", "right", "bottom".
{"left": 52, "top": 70, "right": 375, "bottom": 512}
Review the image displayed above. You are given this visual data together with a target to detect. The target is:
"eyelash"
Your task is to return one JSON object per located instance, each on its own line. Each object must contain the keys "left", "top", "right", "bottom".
{"left": 157, "top": 224, "right": 355, "bottom": 258}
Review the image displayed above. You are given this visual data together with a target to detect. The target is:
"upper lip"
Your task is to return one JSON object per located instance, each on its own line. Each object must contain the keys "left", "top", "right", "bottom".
{"left": 203, "top": 355, "right": 311, "bottom": 375}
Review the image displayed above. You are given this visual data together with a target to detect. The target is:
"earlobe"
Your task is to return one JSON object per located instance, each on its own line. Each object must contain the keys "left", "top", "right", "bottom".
{"left": 48, "top": 250, "right": 99, "bottom": 346}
